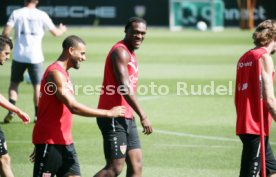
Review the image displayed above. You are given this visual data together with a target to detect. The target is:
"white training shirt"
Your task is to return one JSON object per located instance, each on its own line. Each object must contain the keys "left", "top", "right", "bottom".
{"left": 7, "top": 7, "right": 56, "bottom": 64}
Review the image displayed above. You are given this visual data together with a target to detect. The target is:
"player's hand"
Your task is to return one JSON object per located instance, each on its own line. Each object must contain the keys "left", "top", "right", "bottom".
{"left": 29, "top": 147, "right": 36, "bottom": 163}
{"left": 141, "top": 116, "right": 153, "bottom": 135}
{"left": 17, "top": 110, "right": 30, "bottom": 124}
{"left": 59, "top": 23, "right": 67, "bottom": 33}
{"left": 109, "top": 106, "right": 126, "bottom": 117}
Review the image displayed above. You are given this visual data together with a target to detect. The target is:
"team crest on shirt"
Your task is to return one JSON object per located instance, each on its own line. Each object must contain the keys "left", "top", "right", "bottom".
{"left": 42, "top": 172, "right": 51, "bottom": 177}
{"left": 120, "top": 145, "right": 127, "bottom": 155}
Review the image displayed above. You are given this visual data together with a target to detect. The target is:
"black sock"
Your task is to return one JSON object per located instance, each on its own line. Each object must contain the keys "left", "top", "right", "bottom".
{"left": 9, "top": 98, "right": 16, "bottom": 105}
{"left": 9, "top": 99, "right": 16, "bottom": 114}
{"left": 35, "top": 106, "right": 38, "bottom": 117}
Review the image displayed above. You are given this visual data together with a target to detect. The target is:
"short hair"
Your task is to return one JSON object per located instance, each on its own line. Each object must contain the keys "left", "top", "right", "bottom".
{"left": 124, "top": 17, "right": 147, "bottom": 31}
{"left": 0, "top": 35, "right": 13, "bottom": 51}
{"left": 62, "top": 35, "right": 86, "bottom": 50}
{"left": 253, "top": 19, "right": 276, "bottom": 47}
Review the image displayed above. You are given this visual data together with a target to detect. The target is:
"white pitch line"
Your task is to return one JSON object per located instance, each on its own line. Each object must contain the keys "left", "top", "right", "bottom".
{"left": 157, "top": 144, "right": 239, "bottom": 149}
{"left": 151, "top": 128, "right": 276, "bottom": 145}
{"left": 6, "top": 129, "right": 276, "bottom": 145}
{"left": 153, "top": 128, "right": 239, "bottom": 142}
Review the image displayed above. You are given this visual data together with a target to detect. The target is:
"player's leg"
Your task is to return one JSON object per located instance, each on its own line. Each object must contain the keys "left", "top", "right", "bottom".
{"left": 269, "top": 173, "right": 276, "bottom": 177}
{"left": 28, "top": 62, "right": 43, "bottom": 122}
{"left": 9, "top": 61, "right": 27, "bottom": 102}
{"left": 126, "top": 149, "right": 142, "bottom": 177}
{"left": 4, "top": 60, "right": 26, "bottom": 123}
{"left": 265, "top": 139, "right": 276, "bottom": 177}
{"left": 31, "top": 84, "right": 40, "bottom": 110}
{"left": 125, "top": 118, "right": 142, "bottom": 177}
{"left": 33, "top": 144, "right": 62, "bottom": 177}
{"left": 94, "top": 118, "right": 128, "bottom": 177}
{"left": 0, "top": 154, "right": 14, "bottom": 177}
{"left": 8, "top": 81, "right": 19, "bottom": 102}
{"left": 239, "top": 134, "right": 261, "bottom": 177}
{"left": 0, "top": 131, "right": 14, "bottom": 177}
{"left": 57, "top": 144, "right": 81, "bottom": 177}
{"left": 93, "top": 158, "right": 125, "bottom": 177}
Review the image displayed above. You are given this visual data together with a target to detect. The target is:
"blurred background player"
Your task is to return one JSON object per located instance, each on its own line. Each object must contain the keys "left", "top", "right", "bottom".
{"left": 235, "top": 19, "right": 276, "bottom": 177}
{"left": 0, "top": 35, "right": 30, "bottom": 177}
{"left": 2, "top": 0, "right": 67, "bottom": 123}
{"left": 94, "top": 17, "right": 153, "bottom": 177}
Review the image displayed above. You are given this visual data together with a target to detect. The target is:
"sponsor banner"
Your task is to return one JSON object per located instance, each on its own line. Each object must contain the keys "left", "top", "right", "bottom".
{"left": 0, "top": 0, "right": 275, "bottom": 27}
{"left": 170, "top": 0, "right": 276, "bottom": 28}
{"left": 223, "top": 0, "right": 274, "bottom": 26}
{"left": 0, "top": 0, "right": 168, "bottom": 26}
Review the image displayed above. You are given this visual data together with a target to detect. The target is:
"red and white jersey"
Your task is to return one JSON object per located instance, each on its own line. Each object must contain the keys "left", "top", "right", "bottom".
{"left": 33, "top": 62, "right": 74, "bottom": 145}
{"left": 235, "top": 47, "right": 274, "bottom": 136}
{"left": 98, "top": 40, "right": 138, "bottom": 119}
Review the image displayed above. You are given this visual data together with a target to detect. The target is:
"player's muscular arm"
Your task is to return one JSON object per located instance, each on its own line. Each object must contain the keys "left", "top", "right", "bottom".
{"left": 111, "top": 48, "right": 152, "bottom": 134}
{"left": 47, "top": 70, "right": 125, "bottom": 118}
{"left": 261, "top": 54, "right": 276, "bottom": 120}
{"left": 111, "top": 47, "right": 145, "bottom": 118}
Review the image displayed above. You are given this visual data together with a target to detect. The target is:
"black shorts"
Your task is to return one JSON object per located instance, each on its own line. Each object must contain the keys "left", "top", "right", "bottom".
{"left": 33, "top": 144, "right": 81, "bottom": 177}
{"left": 0, "top": 128, "right": 8, "bottom": 156}
{"left": 97, "top": 117, "right": 141, "bottom": 159}
{"left": 239, "top": 134, "right": 276, "bottom": 177}
{"left": 11, "top": 60, "right": 43, "bottom": 85}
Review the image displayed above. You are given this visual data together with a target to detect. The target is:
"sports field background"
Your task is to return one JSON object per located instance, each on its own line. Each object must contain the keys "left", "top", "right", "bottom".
{"left": 1, "top": 27, "right": 276, "bottom": 177}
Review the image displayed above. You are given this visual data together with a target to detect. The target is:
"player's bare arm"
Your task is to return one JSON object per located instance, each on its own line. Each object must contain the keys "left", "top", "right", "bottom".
{"left": 1, "top": 25, "right": 12, "bottom": 37}
{"left": 111, "top": 47, "right": 153, "bottom": 134}
{"left": 50, "top": 23, "right": 67, "bottom": 37}
{"left": 0, "top": 94, "right": 30, "bottom": 124}
{"left": 47, "top": 70, "right": 125, "bottom": 118}
{"left": 261, "top": 53, "right": 276, "bottom": 120}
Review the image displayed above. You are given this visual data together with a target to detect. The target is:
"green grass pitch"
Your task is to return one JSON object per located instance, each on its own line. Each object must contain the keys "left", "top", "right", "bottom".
{"left": 1, "top": 27, "right": 276, "bottom": 177}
